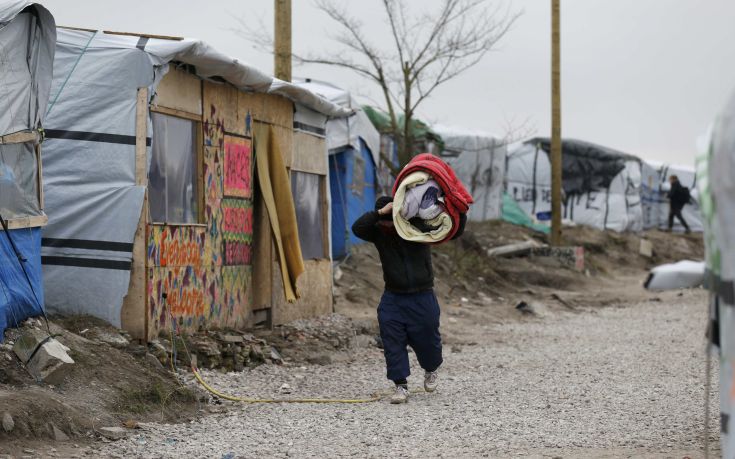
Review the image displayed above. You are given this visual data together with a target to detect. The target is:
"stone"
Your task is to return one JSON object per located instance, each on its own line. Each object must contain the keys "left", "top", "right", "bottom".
{"left": 51, "top": 424, "right": 70, "bottom": 441}
{"left": 269, "top": 346, "right": 283, "bottom": 364}
{"left": 25, "top": 339, "right": 75, "bottom": 384}
{"left": 13, "top": 328, "right": 49, "bottom": 363}
{"left": 639, "top": 239, "right": 654, "bottom": 258}
{"left": 93, "top": 330, "right": 129, "bottom": 348}
{"left": 145, "top": 353, "right": 165, "bottom": 371}
{"left": 217, "top": 333, "right": 244, "bottom": 344}
{"left": 149, "top": 341, "right": 168, "bottom": 364}
{"left": 98, "top": 426, "right": 129, "bottom": 441}
{"left": 2, "top": 412, "right": 14, "bottom": 433}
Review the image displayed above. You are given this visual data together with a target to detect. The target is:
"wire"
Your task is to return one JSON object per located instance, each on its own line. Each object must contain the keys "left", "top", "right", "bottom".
{"left": 163, "top": 292, "right": 421, "bottom": 404}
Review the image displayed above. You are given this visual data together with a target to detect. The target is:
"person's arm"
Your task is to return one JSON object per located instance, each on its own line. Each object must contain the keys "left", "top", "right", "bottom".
{"left": 451, "top": 213, "right": 468, "bottom": 240}
{"left": 352, "top": 211, "right": 381, "bottom": 242}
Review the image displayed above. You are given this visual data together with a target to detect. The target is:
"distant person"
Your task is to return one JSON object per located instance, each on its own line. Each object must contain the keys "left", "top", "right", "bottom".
{"left": 352, "top": 196, "right": 466, "bottom": 404}
{"left": 666, "top": 175, "right": 691, "bottom": 234}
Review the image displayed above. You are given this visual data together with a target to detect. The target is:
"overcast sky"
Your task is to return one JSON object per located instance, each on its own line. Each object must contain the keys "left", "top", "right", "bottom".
{"left": 41, "top": 0, "right": 735, "bottom": 165}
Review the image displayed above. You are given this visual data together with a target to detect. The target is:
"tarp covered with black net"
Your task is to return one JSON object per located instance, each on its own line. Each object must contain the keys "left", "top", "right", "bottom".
{"left": 505, "top": 137, "right": 643, "bottom": 232}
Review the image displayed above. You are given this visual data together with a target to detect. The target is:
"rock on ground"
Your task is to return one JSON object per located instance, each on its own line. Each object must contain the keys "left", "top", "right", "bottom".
{"left": 92, "top": 287, "right": 718, "bottom": 458}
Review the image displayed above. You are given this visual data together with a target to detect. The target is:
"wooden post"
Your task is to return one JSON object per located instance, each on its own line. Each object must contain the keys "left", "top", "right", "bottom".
{"left": 550, "top": 0, "right": 562, "bottom": 246}
{"left": 274, "top": 0, "right": 292, "bottom": 81}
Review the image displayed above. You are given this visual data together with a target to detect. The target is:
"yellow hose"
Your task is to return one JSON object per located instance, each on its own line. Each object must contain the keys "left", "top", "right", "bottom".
{"left": 191, "top": 365, "right": 384, "bottom": 403}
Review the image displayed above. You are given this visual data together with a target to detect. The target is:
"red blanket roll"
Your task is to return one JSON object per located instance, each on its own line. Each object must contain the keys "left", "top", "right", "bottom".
{"left": 392, "top": 154, "right": 474, "bottom": 241}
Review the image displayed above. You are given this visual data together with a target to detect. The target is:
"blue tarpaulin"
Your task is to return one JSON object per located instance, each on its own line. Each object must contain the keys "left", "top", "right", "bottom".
{"left": 0, "top": 227, "right": 44, "bottom": 341}
{"left": 330, "top": 139, "right": 378, "bottom": 259}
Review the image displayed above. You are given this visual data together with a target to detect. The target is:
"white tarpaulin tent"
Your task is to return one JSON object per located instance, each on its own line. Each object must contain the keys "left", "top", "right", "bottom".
{"left": 40, "top": 27, "right": 349, "bottom": 326}
{"left": 641, "top": 160, "right": 703, "bottom": 232}
{"left": 432, "top": 125, "right": 506, "bottom": 221}
{"left": 701, "top": 88, "right": 735, "bottom": 456}
{"left": 505, "top": 138, "right": 643, "bottom": 232}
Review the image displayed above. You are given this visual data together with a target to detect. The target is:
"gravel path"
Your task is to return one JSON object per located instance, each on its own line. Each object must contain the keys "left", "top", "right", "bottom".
{"left": 95, "top": 288, "right": 718, "bottom": 458}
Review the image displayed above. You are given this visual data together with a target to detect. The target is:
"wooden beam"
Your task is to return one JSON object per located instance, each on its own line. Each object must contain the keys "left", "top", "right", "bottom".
{"left": 550, "top": 0, "right": 563, "bottom": 246}
{"left": 274, "top": 0, "right": 292, "bottom": 81}
{"left": 135, "top": 88, "right": 148, "bottom": 187}
{"left": 102, "top": 30, "right": 184, "bottom": 41}
{"left": 150, "top": 106, "right": 201, "bottom": 122}
{"left": 0, "top": 131, "right": 40, "bottom": 145}
{"left": 1, "top": 215, "right": 48, "bottom": 230}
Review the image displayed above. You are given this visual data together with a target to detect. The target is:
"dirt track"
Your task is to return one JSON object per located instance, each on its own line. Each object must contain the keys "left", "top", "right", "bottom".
{"left": 87, "top": 282, "right": 717, "bottom": 458}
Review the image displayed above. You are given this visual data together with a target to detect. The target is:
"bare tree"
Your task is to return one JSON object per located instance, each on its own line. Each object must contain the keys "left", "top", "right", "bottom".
{"left": 235, "top": 0, "right": 520, "bottom": 169}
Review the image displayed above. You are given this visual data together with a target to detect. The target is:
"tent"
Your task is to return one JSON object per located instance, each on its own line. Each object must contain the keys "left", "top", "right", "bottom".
{"left": 700, "top": 88, "right": 735, "bottom": 456}
{"left": 505, "top": 138, "right": 643, "bottom": 232}
{"left": 293, "top": 79, "right": 381, "bottom": 259}
{"left": 362, "top": 106, "right": 444, "bottom": 195}
{"left": 0, "top": 1, "right": 55, "bottom": 338}
{"left": 641, "top": 160, "right": 703, "bottom": 232}
{"left": 432, "top": 125, "right": 506, "bottom": 221}
{"left": 41, "top": 26, "right": 349, "bottom": 340}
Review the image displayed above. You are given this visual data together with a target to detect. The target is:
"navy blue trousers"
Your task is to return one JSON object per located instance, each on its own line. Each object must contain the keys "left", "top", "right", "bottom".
{"left": 378, "top": 290, "right": 442, "bottom": 382}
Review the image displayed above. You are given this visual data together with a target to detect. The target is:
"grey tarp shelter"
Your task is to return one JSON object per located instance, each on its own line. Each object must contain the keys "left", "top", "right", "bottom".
{"left": 0, "top": 0, "right": 55, "bottom": 337}
{"left": 432, "top": 124, "right": 506, "bottom": 221}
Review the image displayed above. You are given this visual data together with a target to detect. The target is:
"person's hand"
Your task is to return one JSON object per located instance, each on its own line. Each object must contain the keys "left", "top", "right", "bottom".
{"left": 378, "top": 202, "right": 393, "bottom": 215}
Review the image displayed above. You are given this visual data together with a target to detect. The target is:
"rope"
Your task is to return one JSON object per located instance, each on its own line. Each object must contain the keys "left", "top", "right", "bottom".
{"left": 46, "top": 31, "right": 97, "bottom": 116}
{"left": 163, "top": 293, "right": 420, "bottom": 404}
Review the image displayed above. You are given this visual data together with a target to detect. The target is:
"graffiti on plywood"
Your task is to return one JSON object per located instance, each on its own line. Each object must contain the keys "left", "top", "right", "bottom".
{"left": 147, "top": 225, "right": 206, "bottom": 267}
{"left": 222, "top": 198, "right": 253, "bottom": 266}
{"left": 224, "top": 135, "right": 252, "bottom": 199}
{"left": 149, "top": 266, "right": 208, "bottom": 329}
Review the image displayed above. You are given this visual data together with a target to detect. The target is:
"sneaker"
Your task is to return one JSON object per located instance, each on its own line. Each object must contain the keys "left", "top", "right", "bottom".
{"left": 390, "top": 385, "right": 409, "bottom": 404}
{"left": 424, "top": 370, "right": 439, "bottom": 393}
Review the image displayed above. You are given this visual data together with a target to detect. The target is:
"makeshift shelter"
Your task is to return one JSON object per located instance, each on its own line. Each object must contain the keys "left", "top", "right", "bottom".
{"left": 505, "top": 138, "right": 643, "bottom": 232}
{"left": 0, "top": 1, "right": 55, "bottom": 338}
{"left": 363, "top": 106, "right": 444, "bottom": 195}
{"left": 41, "top": 27, "right": 349, "bottom": 340}
{"left": 293, "top": 79, "right": 381, "bottom": 259}
{"left": 641, "top": 160, "right": 703, "bottom": 232}
{"left": 432, "top": 125, "right": 506, "bottom": 221}
{"left": 700, "top": 88, "right": 735, "bottom": 456}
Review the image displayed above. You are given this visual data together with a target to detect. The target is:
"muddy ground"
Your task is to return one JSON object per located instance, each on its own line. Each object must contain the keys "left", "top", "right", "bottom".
{"left": 0, "top": 221, "right": 705, "bottom": 457}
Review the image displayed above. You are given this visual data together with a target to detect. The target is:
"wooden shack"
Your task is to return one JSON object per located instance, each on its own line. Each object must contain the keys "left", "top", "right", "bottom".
{"left": 118, "top": 68, "right": 333, "bottom": 341}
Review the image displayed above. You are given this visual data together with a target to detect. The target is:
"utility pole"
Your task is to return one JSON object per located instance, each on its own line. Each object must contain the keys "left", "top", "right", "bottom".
{"left": 274, "top": 0, "right": 292, "bottom": 81}
{"left": 550, "top": 0, "right": 562, "bottom": 246}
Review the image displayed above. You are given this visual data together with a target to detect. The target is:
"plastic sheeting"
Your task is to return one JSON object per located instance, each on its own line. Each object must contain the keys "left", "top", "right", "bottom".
{"left": 0, "top": 142, "right": 40, "bottom": 219}
{"left": 505, "top": 138, "right": 643, "bottom": 232}
{"left": 432, "top": 125, "right": 506, "bottom": 221}
{"left": 149, "top": 113, "right": 198, "bottom": 223}
{"left": 702, "top": 86, "right": 735, "bottom": 456}
{"left": 0, "top": 1, "right": 56, "bottom": 136}
{"left": 41, "top": 27, "right": 349, "bottom": 324}
{"left": 0, "top": 227, "right": 44, "bottom": 341}
{"left": 501, "top": 192, "right": 549, "bottom": 234}
{"left": 329, "top": 139, "right": 378, "bottom": 259}
{"left": 643, "top": 260, "right": 705, "bottom": 291}
{"left": 641, "top": 160, "right": 703, "bottom": 232}
{"left": 291, "top": 171, "right": 325, "bottom": 260}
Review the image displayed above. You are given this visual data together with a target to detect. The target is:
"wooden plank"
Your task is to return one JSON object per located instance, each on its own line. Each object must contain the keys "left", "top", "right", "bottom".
{"left": 203, "top": 80, "right": 240, "bottom": 137}
{"left": 272, "top": 259, "right": 332, "bottom": 325}
{"left": 320, "top": 175, "right": 330, "bottom": 261}
{"left": 272, "top": 125, "right": 293, "bottom": 168}
{"left": 251, "top": 185, "right": 273, "bottom": 312}
{"left": 120, "top": 194, "right": 148, "bottom": 342}
{"left": 0, "top": 131, "right": 39, "bottom": 144}
{"left": 154, "top": 68, "right": 203, "bottom": 116}
{"left": 291, "top": 132, "right": 327, "bottom": 175}
{"left": 36, "top": 144, "right": 44, "bottom": 212}
{"left": 237, "top": 92, "right": 293, "bottom": 129}
{"left": 150, "top": 106, "right": 201, "bottom": 122}
{"left": 2, "top": 214, "right": 47, "bottom": 230}
{"left": 196, "top": 123, "right": 205, "bottom": 223}
{"left": 102, "top": 30, "right": 184, "bottom": 41}
{"left": 486, "top": 240, "right": 544, "bottom": 258}
{"left": 135, "top": 88, "right": 148, "bottom": 187}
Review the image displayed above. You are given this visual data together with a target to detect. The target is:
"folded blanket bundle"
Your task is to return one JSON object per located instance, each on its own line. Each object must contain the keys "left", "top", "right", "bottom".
{"left": 392, "top": 154, "right": 473, "bottom": 244}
